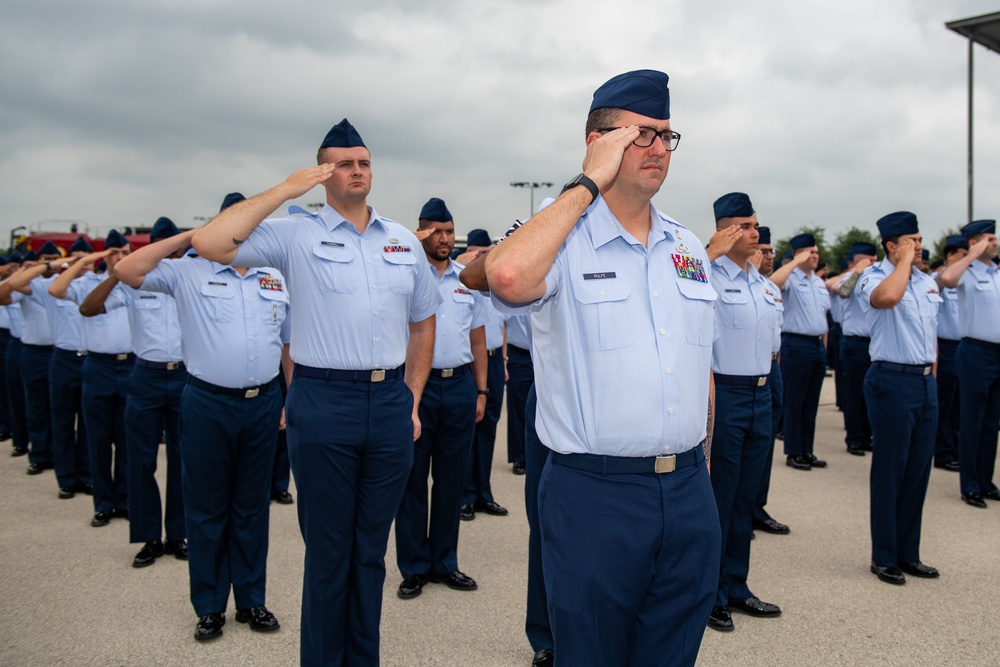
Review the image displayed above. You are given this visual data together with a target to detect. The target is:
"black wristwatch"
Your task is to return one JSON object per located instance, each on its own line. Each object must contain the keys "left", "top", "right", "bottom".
{"left": 477, "top": 389, "right": 489, "bottom": 396}
{"left": 562, "top": 173, "right": 599, "bottom": 205}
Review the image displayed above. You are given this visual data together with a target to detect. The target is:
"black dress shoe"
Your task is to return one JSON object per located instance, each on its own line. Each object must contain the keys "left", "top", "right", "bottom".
{"left": 74, "top": 483, "right": 94, "bottom": 495}
{"left": 133, "top": 540, "right": 165, "bottom": 568}
{"left": 512, "top": 462, "right": 526, "bottom": 475}
{"left": 11, "top": 446, "right": 28, "bottom": 457}
{"left": 900, "top": 561, "right": 939, "bottom": 578}
{"left": 860, "top": 442, "right": 873, "bottom": 451}
{"left": 532, "top": 648, "right": 554, "bottom": 667}
{"left": 164, "top": 538, "right": 188, "bottom": 560}
{"left": 113, "top": 508, "right": 129, "bottom": 520}
{"left": 271, "top": 490, "right": 294, "bottom": 505}
{"left": 984, "top": 489, "right": 1000, "bottom": 501}
{"left": 807, "top": 454, "right": 827, "bottom": 468}
{"left": 59, "top": 487, "right": 76, "bottom": 499}
{"left": 786, "top": 455, "right": 811, "bottom": 470}
{"left": 27, "top": 461, "right": 52, "bottom": 475}
{"left": 398, "top": 574, "right": 428, "bottom": 599}
{"left": 846, "top": 446, "right": 866, "bottom": 456}
{"left": 0, "top": 431, "right": 11, "bottom": 441}
{"left": 429, "top": 570, "right": 478, "bottom": 591}
{"left": 475, "top": 501, "right": 509, "bottom": 516}
{"left": 460, "top": 504, "right": 475, "bottom": 521}
{"left": 729, "top": 596, "right": 781, "bottom": 617}
{"left": 752, "top": 517, "right": 790, "bottom": 535}
{"left": 194, "top": 612, "right": 225, "bottom": 641}
{"left": 934, "top": 460, "right": 960, "bottom": 472}
{"left": 235, "top": 605, "right": 280, "bottom": 632}
{"left": 91, "top": 511, "right": 113, "bottom": 527}
{"left": 706, "top": 606, "right": 734, "bottom": 632}
{"left": 962, "top": 493, "right": 988, "bottom": 508}
{"left": 870, "top": 563, "right": 906, "bottom": 585}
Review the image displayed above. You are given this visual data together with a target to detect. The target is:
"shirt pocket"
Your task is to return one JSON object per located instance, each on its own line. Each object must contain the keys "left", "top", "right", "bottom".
{"left": 381, "top": 251, "right": 417, "bottom": 295}
{"left": 199, "top": 282, "right": 237, "bottom": 323}
{"left": 133, "top": 295, "right": 162, "bottom": 329}
{"left": 258, "top": 288, "right": 288, "bottom": 325}
{"left": 571, "top": 277, "right": 634, "bottom": 351}
{"left": 451, "top": 290, "right": 475, "bottom": 331}
{"left": 311, "top": 244, "right": 357, "bottom": 294}
{"left": 718, "top": 289, "right": 750, "bottom": 329}
{"left": 675, "top": 279, "right": 718, "bottom": 346}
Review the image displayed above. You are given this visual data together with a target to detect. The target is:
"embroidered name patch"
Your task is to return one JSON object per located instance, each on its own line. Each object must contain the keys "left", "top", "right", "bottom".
{"left": 671, "top": 254, "right": 708, "bottom": 283}
{"left": 583, "top": 272, "right": 616, "bottom": 280}
{"left": 383, "top": 245, "right": 411, "bottom": 253}
{"left": 208, "top": 281, "right": 227, "bottom": 287}
{"left": 259, "top": 275, "right": 284, "bottom": 291}
{"left": 320, "top": 241, "right": 344, "bottom": 248}
{"left": 139, "top": 295, "right": 158, "bottom": 300}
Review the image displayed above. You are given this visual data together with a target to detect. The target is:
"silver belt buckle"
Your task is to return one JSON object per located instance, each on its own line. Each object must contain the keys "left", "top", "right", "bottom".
{"left": 922, "top": 366, "right": 931, "bottom": 376}
{"left": 116, "top": 353, "right": 129, "bottom": 361}
{"left": 77, "top": 350, "right": 87, "bottom": 357}
{"left": 757, "top": 376, "right": 767, "bottom": 387}
{"left": 441, "top": 368, "right": 454, "bottom": 378}
{"left": 244, "top": 388, "right": 260, "bottom": 399}
{"left": 166, "top": 362, "right": 179, "bottom": 371}
{"left": 654, "top": 455, "right": 676, "bottom": 474}
{"left": 371, "top": 369, "right": 386, "bottom": 382}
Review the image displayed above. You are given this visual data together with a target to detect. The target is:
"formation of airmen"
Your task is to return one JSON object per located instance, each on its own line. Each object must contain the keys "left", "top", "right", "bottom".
{"left": 2, "top": 67, "right": 998, "bottom": 667}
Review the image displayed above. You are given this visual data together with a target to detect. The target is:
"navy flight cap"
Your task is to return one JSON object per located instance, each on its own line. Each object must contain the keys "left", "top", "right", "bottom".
{"left": 757, "top": 226, "right": 771, "bottom": 244}
{"left": 466, "top": 229, "right": 492, "bottom": 247}
{"left": 219, "top": 193, "right": 246, "bottom": 213}
{"left": 419, "top": 198, "right": 453, "bottom": 223}
{"left": 150, "top": 216, "right": 181, "bottom": 240}
{"left": 921, "top": 249, "right": 929, "bottom": 261}
{"left": 789, "top": 233, "right": 816, "bottom": 250}
{"left": 69, "top": 236, "right": 94, "bottom": 253}
{"left": 320, "top": 118, "right": 366, "bottom": 149}
{"left": 876, "top": 211, "right": 919, "bottom": 238}
{"left": 23, "top": 250, "right": 38, "bottom": 262}
{"left": 944, "top": 234, "right": 968, "bottom": 250}
{"left": 38, "top": 241, "right": 60, "bottom": 256}
{"left": 713, "top": 192, "right": 754, "bottom": 220}
{"left": 104, "top": 229, "right": 129, "bottom": 249}
{"left": 591, "top": 70, "right": 671, "bottom": 120}
{"left": 961, "top": 219, "right": 996, "bottom": 238}
{"left": 849, "top": 241, "right": 877, "bottom": 257}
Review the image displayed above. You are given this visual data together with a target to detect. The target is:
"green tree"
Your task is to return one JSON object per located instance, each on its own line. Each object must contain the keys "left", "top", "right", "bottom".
{"left": 827, "top": 227, "right": 883, "bottom": 270}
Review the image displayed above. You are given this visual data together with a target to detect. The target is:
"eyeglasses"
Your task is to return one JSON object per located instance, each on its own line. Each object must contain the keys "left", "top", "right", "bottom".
{"left": 759, "top": 249, "right": 775, "bottom": 256}
{"left": 597, "top": 126, "right": 681, "bottom": 151}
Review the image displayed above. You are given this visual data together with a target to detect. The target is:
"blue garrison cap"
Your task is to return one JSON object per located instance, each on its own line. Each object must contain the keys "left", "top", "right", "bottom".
{"left": 0, "top": 256, "right": 6, "bottom": 266}
{"left": 69, "top": 236, "right": 93, "bottom": 253}
{"left": 921, "top": 249, "right": 929, "bottom": 261}
{"left": 713, "top": 192, "right": 754, "bottom": 220}
{"left": 838, "top": 259, "right": 848, "bottom": 271}
{"left": 320, "top": 118, "right": 366, "bottom": 149}
{"left": 219, "top": 193, "right": 245, "bottom": 213}
{"left": 23, "top": 250, "right": 38, "bottom": 262}
{"left": 961, "top": 219, "right": 996, "bottom": 238}
{"left": 757, "top": 226, "right": 771, "bottom": 245}
{"left": 8, "top": 252, "right": 23, "bottom": 263}
{"left": 944, "top": 235, "right": 968, "bottom": 251}
{"left": 790, "top": 233, "right": 816, "bottom": 250}
{"left": 38, "top": 241, "right": 60, "bottom": 256}
{"left": 850, "top": 241, "right": 877, "bottom": 257}
{"left": 104, "top": 229, "right": 128, "bottom": 249}
{"left": 419, "top": 197, "right": 453, "bottom": 223}
{"left": 590, "top": 70, "right": 671, "bottom": 120}
{"left": 845, "top": 249, "right": 856, "bottom": 262}
{"left": 876, "top": 211, "right": 919, "bottom": 238}
{"left": 466, "top": 229, "right": 492, "bottom": 247}
{"left": 150, "top": 216, "right": 180, "bottom": 240}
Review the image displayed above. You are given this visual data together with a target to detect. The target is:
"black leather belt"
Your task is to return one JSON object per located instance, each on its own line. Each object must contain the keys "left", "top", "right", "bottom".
{"left": 487, "top": 348, "right": 502, "bottom": 357}
{"left": 22, "top": 343, "right": 54, "bottom": 352}
{"left": 89, "top": 352, "right": 135, "bottom": 362}
{"left": 136, "top": 357, "right": 185, "bottom": 371}
{"left": 872, "top": 361, "right": 932, "bottom": 376}
{"left": 188, "top": 375, "right": 277, "bottom": 398}
{"left": 54, "top": 348, "right": 87, "bottom": 358}
{"left": 294, "top": 364, "right": 402, "bottom": 383}
{"left": 782, "top": 332, "right": 824, "bottom": 341}
{"left": 844, "top": 335, "right": 871, "bottom": 343}
{"left": 430, "top": 364, "right": 470, "bottom": 379}
{"left": 553, "top": 446, "right": 704, "bottom": 474}
{"left": 964, "top": 337, "right": 1000, "bottom": 351}
{"left": 714, "top": 373, "right": 768, "bottom": 387}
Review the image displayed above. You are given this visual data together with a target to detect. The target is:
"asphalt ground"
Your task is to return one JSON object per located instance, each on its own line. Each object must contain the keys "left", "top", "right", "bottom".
{"left": 1, "top": 377, "right": 998, "bottom": 666}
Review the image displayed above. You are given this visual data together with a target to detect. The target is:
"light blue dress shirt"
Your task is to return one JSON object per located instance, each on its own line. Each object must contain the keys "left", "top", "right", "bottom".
{"left": 429, "top": 260, "right": 487, "bottom": 369}
{"left": 829, "top": 285, "right": 844, "bottom": 324}
{"left": 495, "top": 197, "right": 717, "bottom": 457}
{"left": 35, "top": 276, "right": 86, "bottom": 351}
{"left": 104, "top": 285, "right": 183, "bottom": 362}
{"left": 63, "top": 273, "right": 133, "bottom": 354}
{"left": 764, "top": 277, "right": 784, "bottom": 353}
{"left": 8, "top": 302, "right": 23, "bottom": 339}
{"left": 233, "top": 205, "right": 441, "bottom": 370}
{"left": 956, "top": 259, "right": 1000, "bottom": 343}
{"left": 932, "top": 270, "right": 962, "bottom": 341}
{"left": 504, "top": 313, "right": 532, "bottom": 350}
{"left": 858, "top": 259, "right": 940, "bottom": 364}
{"left": 781, "top": 268, "right": 830, "bottom": 335}
{"left": 13, "top": 278, "right": 55, "bottom": 346}
{"left": 0, "top": 305, "right": 11, "bottom": 330}
{"left": 837, "top": 273, "right": 872, "bottom": 338}
{"left": 482, "top": 298, "right": 505, "bottom": 351}
{"left": 142, "top": 257, "right": 289, "bottom": 389}
{"left": 711, "top": 256, "right": 780, "bottom": 376}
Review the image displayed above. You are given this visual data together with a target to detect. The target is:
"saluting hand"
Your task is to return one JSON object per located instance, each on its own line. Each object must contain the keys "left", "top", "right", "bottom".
{"left": 707, "top": 225, "right": 743, "bottom": 261}
{"left": 895, "top": 238, "right": 916, "bottom": 265}
{"left": 278, "top": 165, "right": 336, "bottom": 200}
{"left": 749, "top": 250, "right": 763, "bottom": 270}
{"left": 853, "top": 256, "right": 874, "bottom": 273}
{"left": 582, "top": 125, "right": 642, "bottom": 191}
{"left": 413, "top": 227, "right": 434, "bottom": 242}
{"left": 968, "top": 237, "right": 990, "bottom": 260}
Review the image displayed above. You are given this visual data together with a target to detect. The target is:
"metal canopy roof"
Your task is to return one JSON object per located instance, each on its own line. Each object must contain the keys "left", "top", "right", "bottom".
{"left": 946, "top": 11, "right": 1000, "bottom": 54}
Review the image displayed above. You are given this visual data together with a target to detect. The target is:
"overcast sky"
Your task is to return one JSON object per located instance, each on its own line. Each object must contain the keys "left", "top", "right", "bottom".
{"left": 1, "top": 0, "right": 998, "bottom": 249}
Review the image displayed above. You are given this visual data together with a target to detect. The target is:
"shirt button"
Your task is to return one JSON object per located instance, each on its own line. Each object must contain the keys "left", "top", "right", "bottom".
{"left": 600, "top": 289, "right": 606, "bottom": 296}
{"left": 374, "top": 337, "right": 381, "bottom": 343}
{"left": 665, "top": 367, "right": 672, "bottom": 374}
{"left": 371, "top": 284, "right": 377, "bottom": 289}
{"left": 373, "top": 310, "right": 379, "bottom": 316}
{"left": 659, "top": 328, "right": 666, "bottom": 335}
{"left": 367, "top": 259, "right": 372, "bottom": 264}
{"left": 652, "top": 291, "right": 659, "bottom": 297}
{"left": 668, "top": 408, "right": 674, "bottom": 414}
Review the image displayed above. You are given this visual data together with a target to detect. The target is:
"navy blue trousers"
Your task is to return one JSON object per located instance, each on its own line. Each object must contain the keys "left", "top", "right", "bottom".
{"left": 272, "top": 370, "right": 290, "bottom": 494}
{"left": 539, "top": 451, "right": 720, "bottom": 667}
{"left": 463, "top": 352, "right": 505, "bottom": 505}
{"left": 754, "top": 360, "right": 782, "bottom": 522}
{"left": 0, "top": 328, "right": 11, "bottom": 434}
{"left": 957, "top": 339, "right": 1000, "bottom": 496}
{"left": 841, "top": 336, "right": 873, "bottom": 450}
{"left": 781, "top": 334, "right": 826, "bottom": 457}
{"left": 287, "top": 372, "right": 413, "bottom": 667}
{"left": 396, "top": 369, "right": 476, "bottom": 577}
{"left": 523, "top": 386, "right": 553, "bottom": 653}
{"left": 829, "top": 321, "right": 844, "bottom": 410}
{"left": 934, "top": 338, "right": 961, "bottom": 466}
{"left": 711, "top": 382, "right": 771, "bottom": 606}
{"left": 50, "top": 350, "right": 89, "bottom": 489}
{"left": 82, "top": 357, "right": 131, "bottom": 514}
{"left": 126, "top": 363, "right": 187, "bottom": 543}
{"left": 864, "top": 365, "right": 936, "bottom": 567}
{"left": 6, "top": 338, "right": 29, "bottom": 450}
{"left": 181, "top": 379, "right": 279, "bottom": 616}
{"left": 20, "top": 345, "right": 54, "bottom": 465}
{"left": 506, "top": 345, "right": 533, "bottom": 464}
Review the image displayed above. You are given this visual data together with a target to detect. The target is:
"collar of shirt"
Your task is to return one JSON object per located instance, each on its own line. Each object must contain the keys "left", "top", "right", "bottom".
{"left": 873, "top": 257, "right": 920, "bottom": 280}
{"left": 209, "top": 261, "right": 263, "bottom": 280}
{"left": 316, "top": 203, "right": 389, "bottom": 236}
{"left": 587, "top": 198, "right": 677, "bottom": 250}
{"left": 714, "top": 254, "right": 763, "bottom": 283}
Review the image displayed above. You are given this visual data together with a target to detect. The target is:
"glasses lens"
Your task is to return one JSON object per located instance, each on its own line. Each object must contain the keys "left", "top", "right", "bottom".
{"left": 634, "top": 128, "right": 656, "bottom": 147}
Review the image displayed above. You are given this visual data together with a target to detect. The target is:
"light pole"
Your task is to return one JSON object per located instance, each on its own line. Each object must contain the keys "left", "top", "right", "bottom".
{"left": 510, "top": 181, "right": 554, "bottom": 218}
